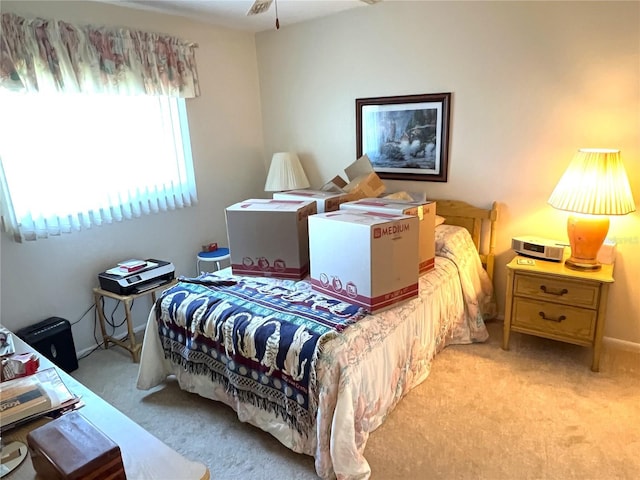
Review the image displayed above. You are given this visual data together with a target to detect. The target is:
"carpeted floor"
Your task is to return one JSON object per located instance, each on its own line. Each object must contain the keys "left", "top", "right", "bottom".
{"left": 71, "top": 320, "right": 640, "bottom": 479}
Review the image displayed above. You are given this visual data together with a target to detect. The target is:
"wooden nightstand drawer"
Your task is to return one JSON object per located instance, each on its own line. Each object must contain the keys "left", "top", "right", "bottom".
{"left": 512, "top": 297, "right": 596, "bottom": 342}
{"left": 513, "top": 273, "right": 599, "bottom": 309}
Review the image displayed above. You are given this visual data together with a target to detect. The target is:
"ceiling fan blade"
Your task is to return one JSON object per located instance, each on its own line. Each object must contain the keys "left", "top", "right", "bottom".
{"left": 247, "top": 0, "right": 273, "bottom": 16}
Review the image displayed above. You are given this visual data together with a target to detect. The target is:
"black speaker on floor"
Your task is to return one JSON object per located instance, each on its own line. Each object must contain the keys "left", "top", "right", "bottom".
{"left": 16, "top": 317, "right": 79, "bottom": 373}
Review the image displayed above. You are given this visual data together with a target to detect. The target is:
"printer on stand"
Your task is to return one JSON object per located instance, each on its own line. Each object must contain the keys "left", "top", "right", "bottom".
{"left": 98, "top": 259, "right": 175, "bottom": 295}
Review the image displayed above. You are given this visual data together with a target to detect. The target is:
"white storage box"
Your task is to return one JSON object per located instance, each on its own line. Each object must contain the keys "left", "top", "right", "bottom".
{"left": 340, "top": 198, "right": 436, "bottom": 275}
{"left": 225, "top": 199, "right": 317, "bottom": 279}
{"left": 597, "top": 240, "right": 617, "bottom": 265}
{"left": 308, "top": 210, "right": 419, "bottom": 313}
{"left": 273, "top": 189, "right": 349, "bottom": 213}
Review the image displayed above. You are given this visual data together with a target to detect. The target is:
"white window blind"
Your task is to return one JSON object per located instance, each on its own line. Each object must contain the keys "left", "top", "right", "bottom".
{"left": 0, "top": 91, "right": 197, "bottom": 242}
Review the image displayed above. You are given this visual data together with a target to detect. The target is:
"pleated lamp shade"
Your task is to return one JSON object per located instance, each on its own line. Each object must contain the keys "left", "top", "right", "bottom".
{"left": 548, "top": 148, "right": 636, "bottom": 271}
{"left": 548, "top": 149, "right": 635, "bottom": 215}
{"left": 264, "top": 152, "right": 310, "bottom": 192}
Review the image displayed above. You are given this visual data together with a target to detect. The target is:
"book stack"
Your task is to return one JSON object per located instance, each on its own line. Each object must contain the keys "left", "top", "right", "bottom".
{"left": 117, "top": 259, "right": 147, "bottom": 273}
{"left": 0, "top": 378, "right": 51, "bottom": 426}
{"left": 0, "top": 368, "right": 79, "bottom": 430}
{"left": 104, "top": 259, "right": 158, "bottom": 278}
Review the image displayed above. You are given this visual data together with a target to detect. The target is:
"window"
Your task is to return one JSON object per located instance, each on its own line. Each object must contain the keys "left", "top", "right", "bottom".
{"left": 0, "top": 91, "right": 197, "bottom": 241}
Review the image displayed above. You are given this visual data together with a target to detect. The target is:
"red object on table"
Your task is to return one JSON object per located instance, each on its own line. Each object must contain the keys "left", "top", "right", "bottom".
{"left": 1, "top": 352, "right": 40, "bottom": 381}
{"left": 202, "top": 242, "right": 218, "bottom": 252}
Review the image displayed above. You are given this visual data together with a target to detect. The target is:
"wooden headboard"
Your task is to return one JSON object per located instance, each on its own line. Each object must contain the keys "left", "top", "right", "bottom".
{"left": 431, "top": 199, "right": 499, "bottom": 281}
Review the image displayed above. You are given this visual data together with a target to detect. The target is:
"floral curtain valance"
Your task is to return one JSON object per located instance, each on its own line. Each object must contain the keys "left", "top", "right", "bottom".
{"left": 0, "top": 12, "right": 200, "bottom": 97}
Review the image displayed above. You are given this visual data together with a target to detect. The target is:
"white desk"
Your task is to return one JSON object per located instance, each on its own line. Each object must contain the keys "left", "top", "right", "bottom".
{"left": 3, "top": 334, "right": 209, "bottom": 480}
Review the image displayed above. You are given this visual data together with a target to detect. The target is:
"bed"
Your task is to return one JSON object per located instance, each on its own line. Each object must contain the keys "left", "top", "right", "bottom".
{"left": 136, "top": 199, "right": 499, "bottom": 480}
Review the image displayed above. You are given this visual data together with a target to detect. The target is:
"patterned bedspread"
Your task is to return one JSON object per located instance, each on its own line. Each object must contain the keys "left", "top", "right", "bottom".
{"left": 155, "top": 276, "right": 366, "bottom": 435}
{"left": 138, "top": 224, "right": 494, "bottom": 480}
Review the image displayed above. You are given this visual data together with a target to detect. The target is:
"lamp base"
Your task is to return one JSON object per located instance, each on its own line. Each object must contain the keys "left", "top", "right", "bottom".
{"left": 564, "top": 257, "right": 602, "bottom": 271}
{"left": 564, "top": 213, "right": 609, "bottom": 272}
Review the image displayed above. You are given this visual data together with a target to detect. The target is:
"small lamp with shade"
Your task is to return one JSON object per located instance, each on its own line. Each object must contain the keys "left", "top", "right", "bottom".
{"left": 264, "top": 152, "right": 310, "bottom": 192}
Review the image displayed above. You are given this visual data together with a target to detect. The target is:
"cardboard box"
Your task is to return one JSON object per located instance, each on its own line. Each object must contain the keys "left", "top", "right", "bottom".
{"left": 225, "top": 199, "right": 317, "bottom": 279}
{"left": 308, "top": 210, "right": 419, "bottom": 313}
{"left": 320, "top": 175, "right": 347, "bottom": 193}
{"left": 273, "top": 189, "right": 349, "bottom": 213}
{"left": 383, "top": 191, "right": 427, "bottom": 203}
{"left": 340, "top": 198, "right": 436, "bottom": 274}
{"left": 343, "top": 172, "right": 385, "bottom": 200}
{"left": 319, "top": 154, "right": 386, "bottom": 201}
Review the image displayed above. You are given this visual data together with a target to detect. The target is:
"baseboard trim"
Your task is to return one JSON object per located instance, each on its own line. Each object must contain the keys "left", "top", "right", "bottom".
{"left": 603, "top": 336, "right": 640, "bottom": 353}
{"left": 76, "top": 323, "right": 147, "bottom": 359}
{"left": 490, "top": 316, "right": 640, "bottom": 353}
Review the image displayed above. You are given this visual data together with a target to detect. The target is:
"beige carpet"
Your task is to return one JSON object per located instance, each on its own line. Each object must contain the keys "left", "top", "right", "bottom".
{"left": 71, "top": 320, "right": 640, "bottom": 479}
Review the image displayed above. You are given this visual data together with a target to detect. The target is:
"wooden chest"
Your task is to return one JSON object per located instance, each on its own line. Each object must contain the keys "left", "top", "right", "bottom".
{"left": 26, "top": 412, "right": 126, "bottom": 480}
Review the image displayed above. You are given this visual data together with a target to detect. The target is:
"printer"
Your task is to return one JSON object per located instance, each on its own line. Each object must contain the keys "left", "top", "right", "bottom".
{"left": 98, "top": 259, "right": 175, "bottom": 295}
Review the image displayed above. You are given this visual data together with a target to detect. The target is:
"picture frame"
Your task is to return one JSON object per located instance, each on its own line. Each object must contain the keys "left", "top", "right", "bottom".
{"left": 356, "top": 92, "right": 451, "bottom": 182}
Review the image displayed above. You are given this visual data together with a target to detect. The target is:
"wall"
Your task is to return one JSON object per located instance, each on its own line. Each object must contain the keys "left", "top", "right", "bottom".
{"left": 255, "top": 1, "right": 640, "bottom": 344}
{"left": 0, "top": 1, "right": 267, "bottom": 353}
{"left": 2, "top": 0, "right": 638, "bottom": 353}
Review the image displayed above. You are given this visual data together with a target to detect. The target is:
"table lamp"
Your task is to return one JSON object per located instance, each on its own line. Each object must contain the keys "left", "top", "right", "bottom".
{"left": 548, "top": 148, "right": 636, "bottom": 271}
{"left": 264, "top": 152, "right": 310, "bottom": 192}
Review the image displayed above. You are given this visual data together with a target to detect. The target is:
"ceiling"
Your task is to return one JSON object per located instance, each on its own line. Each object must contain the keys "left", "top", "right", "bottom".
{"left": 106, "top": 1, "right": 379, "bottom": 33}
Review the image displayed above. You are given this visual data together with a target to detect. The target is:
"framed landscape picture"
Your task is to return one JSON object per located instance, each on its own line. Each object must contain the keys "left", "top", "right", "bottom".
{"left": 356, "top": 92, "right": 451, "bottom": 182}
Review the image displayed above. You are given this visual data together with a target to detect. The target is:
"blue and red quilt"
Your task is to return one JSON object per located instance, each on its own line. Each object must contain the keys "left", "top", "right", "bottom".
{"left": 154, "top": 274, "right": 366, "bottom": 435}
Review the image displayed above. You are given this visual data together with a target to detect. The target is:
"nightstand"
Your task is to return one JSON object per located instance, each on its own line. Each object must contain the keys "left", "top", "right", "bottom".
{"left": 502, "top": 256, "right": 614, "bottom": 372}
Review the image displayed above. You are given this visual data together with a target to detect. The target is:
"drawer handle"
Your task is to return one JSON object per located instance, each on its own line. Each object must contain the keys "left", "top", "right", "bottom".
{"left": 538, "top": 311, "right": 566, "bottom": 323}
{"left": 540, "top": 285, "right": 568, "bottom": 296}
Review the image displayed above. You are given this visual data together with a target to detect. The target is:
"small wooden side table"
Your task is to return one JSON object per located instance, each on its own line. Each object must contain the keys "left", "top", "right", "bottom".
{"left": 93, "top": 280, "right": 177, "bottom": 362}
{"left": 502, "top": 255, "right": 614, "bottom": 372}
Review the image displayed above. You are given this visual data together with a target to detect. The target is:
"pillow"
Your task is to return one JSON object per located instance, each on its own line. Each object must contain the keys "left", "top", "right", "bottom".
{"left": 435, "top": 215, "right": 446, "bottom": 226}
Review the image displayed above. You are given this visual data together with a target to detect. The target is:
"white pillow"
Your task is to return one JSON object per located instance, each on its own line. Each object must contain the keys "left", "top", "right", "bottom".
{"left": 435, "top": 215, "right": 446, "bottom": 226}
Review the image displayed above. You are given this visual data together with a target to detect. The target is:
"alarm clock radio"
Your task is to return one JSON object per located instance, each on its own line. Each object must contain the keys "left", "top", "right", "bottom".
{"left": 511, "top": 236, "right": 566, "bottom": 262}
